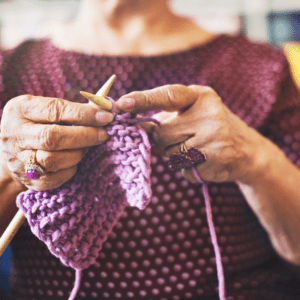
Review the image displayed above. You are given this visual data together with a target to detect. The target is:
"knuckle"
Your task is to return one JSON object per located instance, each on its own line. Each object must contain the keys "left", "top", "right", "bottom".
{"left": 2, "top": 99, "right": 15, "bottom": 115}
{"left": 44, "top": 167, "right": 77, "bottom": 191}
{"left": 142, "top": 90, "right": 153, "bottom": 109}
{"left": 161, "top": 85, "right": 178, "bottom": 110}
{"left": 1, "top": 126, "right": 18, "bottom": 149}
{"left": 196, "top": 85, "right": 215, "bottom": 94}
{"left": 2, "top": 97, "right": 21, "bottom": 120}
{"left": 15, "top": 94, "right": 35, "bottom": 114}
{"left": 38, "top": 125, "right": 60, "bottom": 150}
{"left": 43, "top": 98, "right": 65, "bottom": 123}
{"left": 205, "top": 88, "right": 221, "bottom": 102}
{"left": 77, "top": 106, "right": 86, "bottom": 122}
{"left": 192, "top": 85, "right": 219, "bottom": 98}
{"left": 203, "top": 86, "right": 215, "bottom": 94}
{"left": 1, "top": 129, "right": 9, "bottom": 142}
{"left": 8, "top": 94, "right": 32, "bottom": 106}
{"left": 38, "top": 153, "right": 56, "bottom": 172}
{"left": 5, "top": 159, "right": 29, "bottom": 185}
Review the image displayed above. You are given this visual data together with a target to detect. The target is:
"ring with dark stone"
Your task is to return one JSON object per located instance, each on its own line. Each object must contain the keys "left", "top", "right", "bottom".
{"left": 169, "top": 143, "right": 206, "bottom": 170}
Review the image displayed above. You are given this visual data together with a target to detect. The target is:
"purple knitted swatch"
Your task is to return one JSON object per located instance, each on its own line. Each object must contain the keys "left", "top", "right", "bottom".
{"left": 16, "top": 110, "right": 154, "bottom": 299}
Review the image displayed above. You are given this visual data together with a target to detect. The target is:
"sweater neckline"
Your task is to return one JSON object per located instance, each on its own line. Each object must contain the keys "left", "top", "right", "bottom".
{"left": 45, "top": 34, "right": 230, "bottom": 60}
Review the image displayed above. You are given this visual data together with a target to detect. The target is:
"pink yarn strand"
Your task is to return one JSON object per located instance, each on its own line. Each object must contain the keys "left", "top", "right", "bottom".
{"left": 68, "top": 269, "right": 82, "bottom": 300}
{"left": 192, "top": 167, "right": 226, "bottom": 300}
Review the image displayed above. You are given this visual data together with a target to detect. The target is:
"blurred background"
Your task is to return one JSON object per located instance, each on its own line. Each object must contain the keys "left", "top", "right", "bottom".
{"left": 0, "top": 0, "right": 299, "bottom": 298}
{"left": 0, "top": 0, "right": 299, "bottom": 48}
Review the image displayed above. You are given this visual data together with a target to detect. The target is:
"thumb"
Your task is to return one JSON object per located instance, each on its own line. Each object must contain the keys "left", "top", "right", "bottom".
{"left": 116, "top": 84, "right": 199, "bottom": 114}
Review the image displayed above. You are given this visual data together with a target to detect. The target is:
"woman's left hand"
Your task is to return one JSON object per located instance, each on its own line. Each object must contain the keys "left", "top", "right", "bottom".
{"left": 117, "top": 84, "right": 300, "bottom": 265}
{"left": 116, "top": 84, "right": 265, "bottom": 183}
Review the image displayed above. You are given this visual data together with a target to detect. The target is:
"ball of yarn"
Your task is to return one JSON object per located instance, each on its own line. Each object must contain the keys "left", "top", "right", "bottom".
{"left": 16, "top": 112, "right": 152, "bottom": 270}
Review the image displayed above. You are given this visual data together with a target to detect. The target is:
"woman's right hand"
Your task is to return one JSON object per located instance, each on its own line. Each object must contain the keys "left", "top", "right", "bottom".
{"left": 0, "top": 94, "right": 113, "bottom": 191}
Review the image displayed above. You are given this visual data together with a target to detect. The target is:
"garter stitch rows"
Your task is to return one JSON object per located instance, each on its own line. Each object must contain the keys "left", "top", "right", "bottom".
{"left": 16, "top": 101, "right": 154, "bottom": 299}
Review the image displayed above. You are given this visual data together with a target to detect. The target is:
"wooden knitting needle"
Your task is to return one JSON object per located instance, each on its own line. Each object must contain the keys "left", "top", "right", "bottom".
{"left": 0, "top": 75, "right": 117, "bottom": 257}
{"left": 81, "top": 76, "right": 157, "bottom": 134}
{"left": 80, "top": 74, "right": 116, "bottom": 111}
{"left": 0, "top": 209, "right": 26, "bottom": 256}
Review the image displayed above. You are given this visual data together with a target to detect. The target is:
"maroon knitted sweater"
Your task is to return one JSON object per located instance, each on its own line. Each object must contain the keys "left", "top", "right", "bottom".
{"left": 1, "top": 35, "right": 300, "bottom": 300}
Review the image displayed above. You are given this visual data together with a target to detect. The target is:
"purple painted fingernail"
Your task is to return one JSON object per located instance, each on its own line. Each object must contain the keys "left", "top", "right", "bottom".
{"left": 96, "top": 112, "right": 112, "bottom": 124}
{"left": 98, "top": 131, "right": 109, "bottom": 142}
{"left": 118, "top": 98, "right": 135, "bottom": 111}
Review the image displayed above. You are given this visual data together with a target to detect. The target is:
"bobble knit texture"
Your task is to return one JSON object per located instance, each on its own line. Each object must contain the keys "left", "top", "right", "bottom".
{"left": 1, "top": 35, "right": 300, "bottom": 300}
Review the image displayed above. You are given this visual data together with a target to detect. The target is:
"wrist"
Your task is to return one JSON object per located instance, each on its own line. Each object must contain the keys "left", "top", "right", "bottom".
{"left": 235, "top": 131, "right": 282, "bottom": 186}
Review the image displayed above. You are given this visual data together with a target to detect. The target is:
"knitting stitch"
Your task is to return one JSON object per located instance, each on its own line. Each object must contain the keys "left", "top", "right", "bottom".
{"left": 16, "top": 110, "right": 154, "bottom": 298}
{"left": 4, "top": 36, "right": 300, "bottom": 300}
{"left": 16, "top": 95, "right": 227, "bottom": 299}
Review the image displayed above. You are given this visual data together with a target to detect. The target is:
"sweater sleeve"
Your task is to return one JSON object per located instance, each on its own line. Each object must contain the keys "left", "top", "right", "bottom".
{"left": 262, "top": 60, "right": 300, "bottom": 170}
{"left": 262, "top": 59, "right": 300, "bottom": 274}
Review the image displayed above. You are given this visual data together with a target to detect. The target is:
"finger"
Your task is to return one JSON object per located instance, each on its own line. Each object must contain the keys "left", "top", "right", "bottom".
{"left": 150, "top": 111, "right": 198, "bottom": 154}
{"left": 116, "top": 84, "right": 199, "bottom": 113}
{"left": 164, "top": 134, "right": 205, "bottom": 157}
{"left": 168, "top": 137, "right": 216, "bottom": 183}
{"left": 136, "top": 111, "right": 175, "bottom": 134}
{"left": 28, "top": 166, "right": 78, "bottom": 191}
{"left": 164, "top": 138, "right": 203, "bottom": 184}
{"left": 181, "top": 169, "right": 199, "bottom": 184}
{"left": 15, "top": 95, "right": 114, "bottom": 126}
{"left": 22, "top": 148, "right": 88, "bottom": 173}
{"left": 20, "top": 124, "right": 109, "bottom": 151}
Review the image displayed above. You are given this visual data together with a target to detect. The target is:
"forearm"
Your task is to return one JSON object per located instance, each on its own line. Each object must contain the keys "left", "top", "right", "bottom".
{"left": 0, "top": 156, "right": 26, "bottom": 236}
{"left": 237, "top": 134, "right": 300, "bottom": 265}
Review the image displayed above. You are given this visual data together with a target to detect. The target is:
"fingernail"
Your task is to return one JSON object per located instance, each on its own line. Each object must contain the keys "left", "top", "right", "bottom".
{"left": 96, "top": 112, "right": 113, "bottom": 124}
{"left": 118, "top": 98, "right": 135, "bottom": 111}
{"left": 99, "top": 131, "right": 109, "bottom": 143}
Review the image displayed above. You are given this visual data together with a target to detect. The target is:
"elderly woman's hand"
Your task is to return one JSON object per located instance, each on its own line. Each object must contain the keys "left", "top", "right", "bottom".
{"left": 1, "top": 95, "right": 113, "bottom": 191}
{"left": 117, "top": 84, "right": 265, "bottom": 183}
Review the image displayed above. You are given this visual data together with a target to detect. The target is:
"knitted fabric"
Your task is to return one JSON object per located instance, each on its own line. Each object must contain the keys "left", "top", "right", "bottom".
{"left": 3, "top": 35, "right": 300, "bottom": 300}
{"left": 15, "top": 90, "right": 226, "bottom": 299}
{"left": 16, "top": 111, "right": 153, "bottom": 272}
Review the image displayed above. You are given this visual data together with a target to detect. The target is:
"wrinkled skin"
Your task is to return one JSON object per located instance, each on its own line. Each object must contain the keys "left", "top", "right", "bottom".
{"left": 117, "top": 84, "right": 265, "bottom": 184}
{"left": 1, "top": 95, "right": 113, "bottom": 191}
{"left": 1, "top": 85, "right": 265, "bottom": 191}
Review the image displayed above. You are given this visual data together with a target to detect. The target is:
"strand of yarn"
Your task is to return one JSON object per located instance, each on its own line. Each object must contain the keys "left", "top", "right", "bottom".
{"left": 69, "top": 269, "right": 82, "bottom": 300}
{"left": 192, "top": 167, "right": 226, "bottom": 300}
{"left": 69, "top": 99, "right": 159, "bottom": 300}
{"left": 107, "top": 97, "right": 160, "bottom": 126}
{"left": 17, "top": 97, "right": 160, "bottom": 300}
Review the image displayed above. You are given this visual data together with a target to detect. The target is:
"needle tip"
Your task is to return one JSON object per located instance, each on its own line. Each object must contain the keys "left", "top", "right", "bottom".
{"left": 96, "top": 74, "right": 117, "bottom": 98}
{"left": 80, "top": 74, "right": 116, "bottom": 111}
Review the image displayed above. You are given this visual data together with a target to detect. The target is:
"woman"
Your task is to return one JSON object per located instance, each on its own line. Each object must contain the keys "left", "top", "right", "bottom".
{"left": 1, "top": 0, "right": 300, "bottom": 299}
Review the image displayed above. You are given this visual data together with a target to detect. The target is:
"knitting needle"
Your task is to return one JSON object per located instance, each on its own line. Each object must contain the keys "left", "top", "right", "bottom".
{"left": 0, "top": 75, "right": 117, "bottom": 258}
{"left": 80, "top": 76, "right": 158, "bottom": 135}
{"left": 80, "top": 74, "right": 116, "bottom": 111}
{"left": 0, "top": 209, "right": 26, "bottom": 256}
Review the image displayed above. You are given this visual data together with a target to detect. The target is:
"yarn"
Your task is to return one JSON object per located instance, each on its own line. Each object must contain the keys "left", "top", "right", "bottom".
{"left": 3, "top": 36, "right": 299, "bottom": 300}
{"left": 16, "top": 98, "right": 225, "bottom": 300}
{"left": 192, "top": 167, "right": 226, "bottom": 300}
{"left": 16, "top": 102, "right": 157, "bottom": 299}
